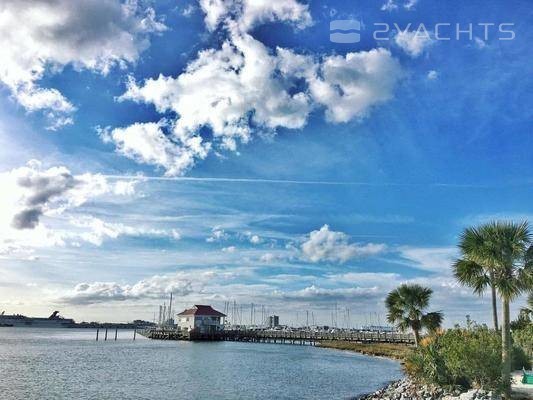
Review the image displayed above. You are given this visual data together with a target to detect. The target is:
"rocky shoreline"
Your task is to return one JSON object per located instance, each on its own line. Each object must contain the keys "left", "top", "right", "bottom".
{"left": 356, "top": 379, "right": 500, "bottom": 400}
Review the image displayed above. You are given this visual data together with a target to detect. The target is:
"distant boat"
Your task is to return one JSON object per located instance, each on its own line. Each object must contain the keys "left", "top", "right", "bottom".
{"left": 0, "top": 310, "right": 75, "bottom": 328}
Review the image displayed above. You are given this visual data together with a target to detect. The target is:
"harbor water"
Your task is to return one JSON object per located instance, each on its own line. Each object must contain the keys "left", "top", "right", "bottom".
{"left": 0, "top": 328, "right": 403, "bottom": 400}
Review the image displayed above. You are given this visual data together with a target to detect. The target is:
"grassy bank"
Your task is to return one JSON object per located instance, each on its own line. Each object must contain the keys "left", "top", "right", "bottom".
{"left": 318, "top": 341, "right": 412, "bottom": 362}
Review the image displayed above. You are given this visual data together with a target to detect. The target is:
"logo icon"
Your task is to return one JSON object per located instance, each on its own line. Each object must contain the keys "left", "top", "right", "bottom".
{"left": 330, "top": 20, "right": 361, "bottom": 43}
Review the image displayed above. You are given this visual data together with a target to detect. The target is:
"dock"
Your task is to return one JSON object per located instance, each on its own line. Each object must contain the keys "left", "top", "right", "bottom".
{"left": 139, "top": 328, "right": 414, "bottom": 345}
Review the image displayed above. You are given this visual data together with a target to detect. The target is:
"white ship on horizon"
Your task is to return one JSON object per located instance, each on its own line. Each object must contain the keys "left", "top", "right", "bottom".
{"left": 0, "top": 310, "right": 75, "bottom": 328}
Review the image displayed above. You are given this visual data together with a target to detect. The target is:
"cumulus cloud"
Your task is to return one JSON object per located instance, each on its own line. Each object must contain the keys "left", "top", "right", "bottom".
{"left": 60, "top": 269, "right": 242, "bottom": 305}
{"left": 0, "top": 160, "right": 143, "bottom": 254}
{"left": 98, "top": 121, "right": 209, "bottom": 177}
{"left": 301, "top": 225, "right": 387, "bottom": 263}
{"left": 395, "top": 29, "right": 433, "bottom": 57}
{"left": 309, "top": 48, "right": 403, "bottom": 123}
{"left": 1, "top": 160, "right": 130, "bottom": 230}
{"left": 62, "top": 273, "right": 195, "bottom": 305}
{"left": 111, "top": 30, "right": 402, "bottom": 175}
{"left": 0, "top": 0, "right": 165, "bottom": 128}
{"left": 198, "top": 0, "right": 312, "bottom": 32}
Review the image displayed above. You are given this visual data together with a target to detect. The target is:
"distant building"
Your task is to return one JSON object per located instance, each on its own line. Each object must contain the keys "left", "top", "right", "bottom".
{"left": 177, "top": 305, "right": 226, "bottom": 334}
{"left": 268, "top": 315, "right": 280, "bottom": 328}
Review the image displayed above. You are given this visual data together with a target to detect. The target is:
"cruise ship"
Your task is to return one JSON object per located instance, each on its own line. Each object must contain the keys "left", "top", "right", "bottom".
{"left": 0, "top": 311, "right": 75, "bottom": 328}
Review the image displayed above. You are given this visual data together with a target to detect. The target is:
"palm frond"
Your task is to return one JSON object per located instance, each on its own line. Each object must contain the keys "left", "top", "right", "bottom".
{"left": 453, "top": 258, "right": 490, "bottom": 295}
{"left": 421, "top": 311, "right": 443, "bottom": 332}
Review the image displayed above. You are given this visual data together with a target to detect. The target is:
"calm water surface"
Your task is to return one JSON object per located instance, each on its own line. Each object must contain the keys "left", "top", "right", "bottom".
{"left": 0, "top": 328, "right": 402, "bottom": 400}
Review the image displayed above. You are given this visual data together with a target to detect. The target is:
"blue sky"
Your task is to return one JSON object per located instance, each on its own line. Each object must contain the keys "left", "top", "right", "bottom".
{"left": 0, "top": 0, "right": 531, "bottom": 325}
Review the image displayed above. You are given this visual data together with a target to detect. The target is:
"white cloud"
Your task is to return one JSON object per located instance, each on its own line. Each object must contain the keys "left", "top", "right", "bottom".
{"left": 427, "top": 70, "right": 439, "bottom": 80}
{"left": 198, "top": 0, "right": 312, "bottom": 32}
{"left": 301, "top": 225, "right": 387, "bottom": 263}
{"left": 309, "top": 48, "right": 403, "bottom": 123}
{"left": 0, "top": 0, "right": 165, "bottom": 128}
{"left": 60, "top": 268, "right": 242, "bottom": 305}
{"left": 280, "top": 285, "right": 381, "bottom": 301}
{"left": 112, "top": 33, "right": 402, "bottom": 175}
{"left": 206, "top": 227, "right": 229, "bottom": 242}
{"left": 69, "top": 216, "right": 181, "bottom": 246}
{"left": 403, "top": 0, "right": 419, "bottom": 10}
{"left": 62, "top": 273, "right": 195, "bottom": 305}
{"left": 221, "top": 245, "right": 236, "bottom": 253}
{"left": 99, "top": 121, "right": 209, "bottom": 177}
{"left": 182, "top": 4, "right": 197, "bottom": 17}
{"left": 381, "top": 0, "right": 419, "bottom": 11}
{"left": 103, "top": 0, "right": 402, "bottom": 175}
{"left": 395, "top": 29, "right": 433, "bottom": 57}
{"left": 0, "top": 160, "right": 131, "bottom": 230}
{"left": 249, "top": 234, "right": 261, "bottom": 244}
{"left": 116, "top": 32, "right": 312, "bottom": 167}
{"left": 327, "top": 272, "right": 402, "bottom": 285}
{"left": 381, "top": 0, "right": 399, "bottom": 11}
{"left": 260, "top": 252, "right": 277, "bottom": 263}
{"left": 0, "top": 160, "right": 141, "bottom": 253}
{"left": 398, "top": 246, "right": 457, "bottom": 273}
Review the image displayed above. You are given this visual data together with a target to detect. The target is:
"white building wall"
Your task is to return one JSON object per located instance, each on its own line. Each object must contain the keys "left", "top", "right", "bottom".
{"left": 177, "top": 315, "right": 223, "bottom": 333}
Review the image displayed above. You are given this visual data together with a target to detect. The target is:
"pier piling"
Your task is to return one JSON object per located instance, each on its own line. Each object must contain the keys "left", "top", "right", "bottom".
{"left": 114, "top": 328, "right": 118, "bottom": 341}
{"left": 104, "top": 328, "right": 108, "bottom": 341}
{"left": 96, "top": 328, "right": 99, "bottom": 341}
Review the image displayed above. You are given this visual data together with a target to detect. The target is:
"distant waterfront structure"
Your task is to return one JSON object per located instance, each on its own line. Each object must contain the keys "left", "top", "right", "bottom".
{"left": 157, "top": 293, "right": 175, "bottom": 327}
{"left": 0, "top": 310, "right": 74, "bottom": 328}
{"left": 268, "top": 315, "right": 280, "bottom": 328}
{"left": 177, "top": 305, "right": 226, "bottom": 334}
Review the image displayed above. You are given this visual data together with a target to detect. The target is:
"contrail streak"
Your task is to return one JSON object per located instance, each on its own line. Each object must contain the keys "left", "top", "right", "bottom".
{"left": 102, "top": 174, "right": 495, "bottom": 188}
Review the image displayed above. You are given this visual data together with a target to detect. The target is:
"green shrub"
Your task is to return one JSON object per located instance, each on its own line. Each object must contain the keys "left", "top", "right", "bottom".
{"left": 406, "top": 326, "right": 501, "bottom": 390}
{"left": 513, "top": 324, "right": 533, "bottom": 361}
{"left": 405, "top": 340, "right": 450, "bottom": 386}
{"left": 512, "top": 345, "right": 531, "bottom": 370}
{"left": 406, "top": 325, "right": 532, "bottom": 390}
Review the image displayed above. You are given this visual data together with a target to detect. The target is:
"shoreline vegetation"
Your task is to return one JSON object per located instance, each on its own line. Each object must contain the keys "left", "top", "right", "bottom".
{"left": 318, "top": 341, "right": 412, "bottom": 362}
{"left": 321, "top": 220, "right": 533, "bottom": 400}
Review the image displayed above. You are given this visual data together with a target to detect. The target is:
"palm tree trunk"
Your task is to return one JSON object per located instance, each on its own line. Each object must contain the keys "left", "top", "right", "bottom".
{"left": 413, "top": 329, "right": 420, "bottom": 347}
{"left": 490, "top": 282, "right": 499, "bottom": 331}
{"left": 501, "top": 298, "right": 511, "bottom": 399}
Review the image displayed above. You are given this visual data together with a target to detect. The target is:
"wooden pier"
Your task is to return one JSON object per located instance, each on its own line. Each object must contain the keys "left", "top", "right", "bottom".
{"left": 139, "top": 328, "right": 414, "bottom": 345}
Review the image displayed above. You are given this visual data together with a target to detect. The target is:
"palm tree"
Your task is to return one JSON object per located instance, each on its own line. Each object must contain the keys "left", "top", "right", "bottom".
{"left": 385, "top": 284, "right": 443, "bottom": 347}
{"left": 457, "top": 221, "right": 532, "bottom": 399}
{"left": 453, "top": 226, "right": 499, "bottom": 330}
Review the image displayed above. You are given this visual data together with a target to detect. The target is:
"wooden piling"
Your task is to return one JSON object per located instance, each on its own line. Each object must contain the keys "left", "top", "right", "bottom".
{"left": 114, "top": 328, "right": 118, "bottom": 341}
{"left": 104, "top": 328, "right": 108, "bottom": 341}
{"left": 133, "top": 329, "right": 136, "bottom": 340}
{"left": 96, "top": 328, "right": 99, "bottom": 341}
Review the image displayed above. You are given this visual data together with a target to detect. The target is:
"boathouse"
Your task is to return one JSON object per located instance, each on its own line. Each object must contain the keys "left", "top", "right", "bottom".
{"left": 177, "top": 305, "right": 226, "bottom": 334}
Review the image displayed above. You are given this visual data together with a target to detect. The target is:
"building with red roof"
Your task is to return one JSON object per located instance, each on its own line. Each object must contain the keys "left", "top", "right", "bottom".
{"left": 177, "top": 305, "right": 226, "bottom": 334}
